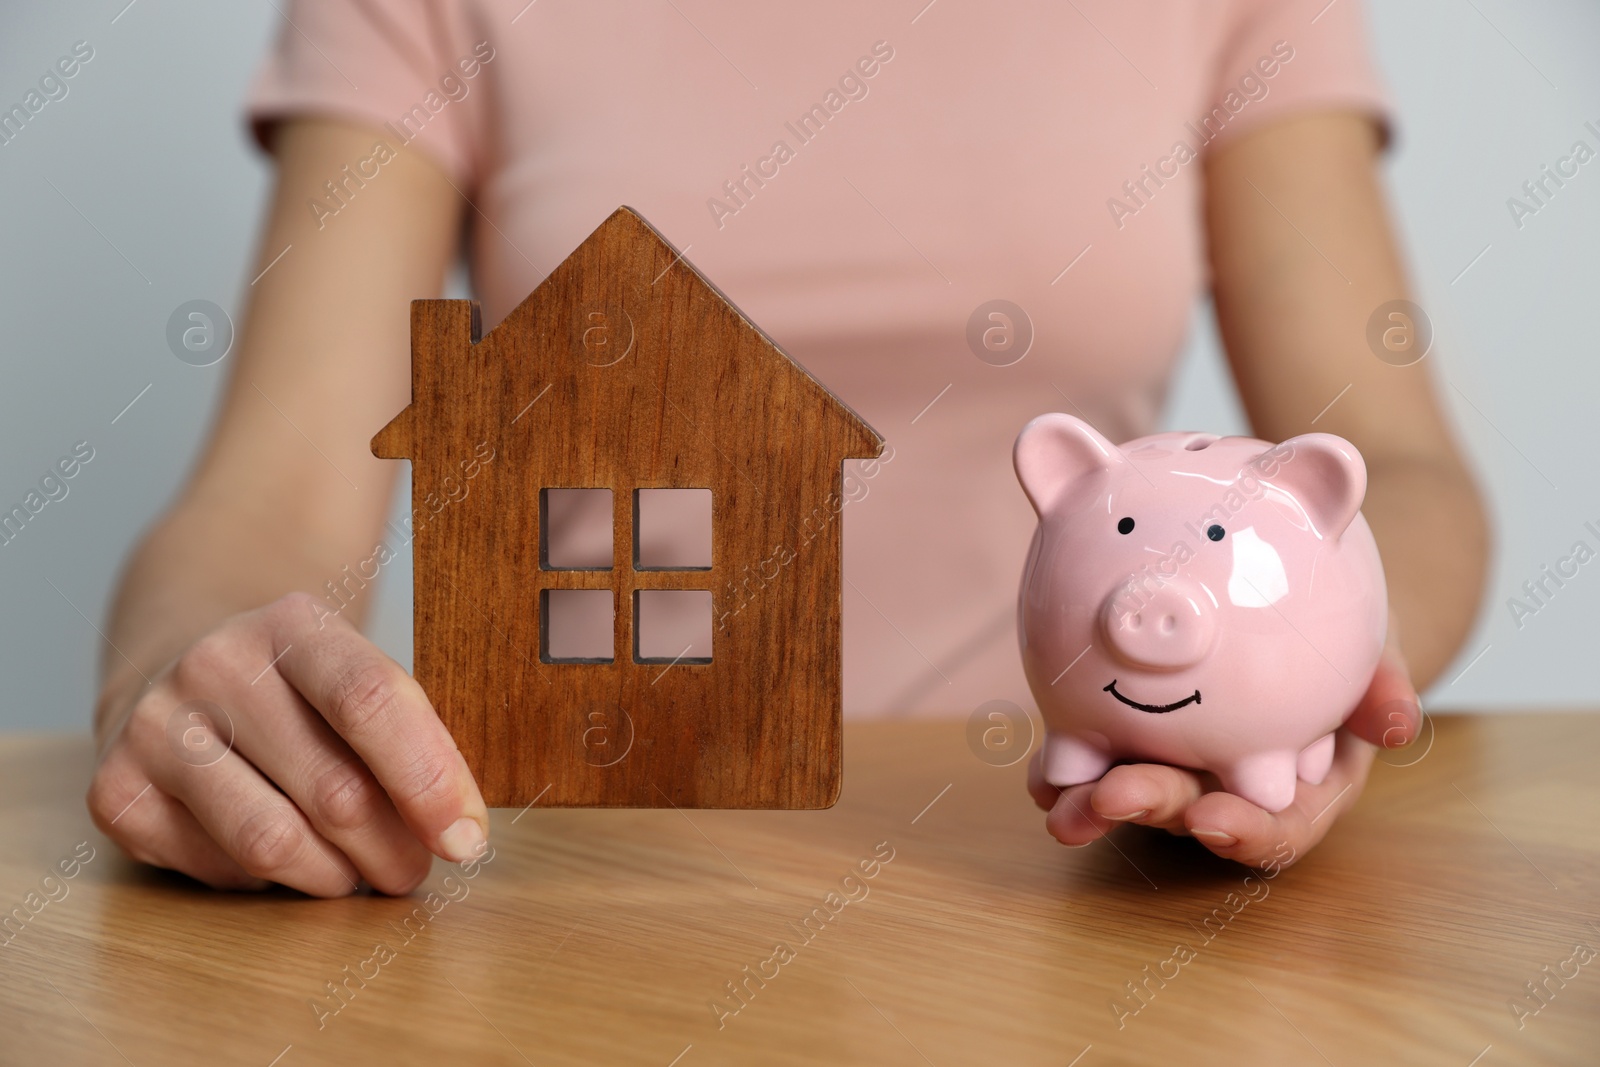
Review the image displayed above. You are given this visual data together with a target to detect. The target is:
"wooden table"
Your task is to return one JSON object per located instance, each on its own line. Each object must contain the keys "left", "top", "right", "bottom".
{"left": 0, "top": 713, "right": 1595, "bottom": 1065}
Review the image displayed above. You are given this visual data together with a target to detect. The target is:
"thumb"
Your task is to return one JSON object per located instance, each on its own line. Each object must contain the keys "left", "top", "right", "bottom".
{"left": 1344, "top": 608, "right": 1420, "bottom": 749}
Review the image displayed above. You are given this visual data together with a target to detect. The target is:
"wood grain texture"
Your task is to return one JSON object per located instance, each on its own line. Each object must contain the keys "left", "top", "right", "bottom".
{"left": 2, "top": 713, "right": 1597, "bottom": 1065}
{"left": 372, "top": 207, "right": 883, "bottom": 808}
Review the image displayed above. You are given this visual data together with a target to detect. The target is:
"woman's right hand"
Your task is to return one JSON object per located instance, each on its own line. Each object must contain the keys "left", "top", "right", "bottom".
{"left": 88, "top": 592, "right": 489, "bottom": 896}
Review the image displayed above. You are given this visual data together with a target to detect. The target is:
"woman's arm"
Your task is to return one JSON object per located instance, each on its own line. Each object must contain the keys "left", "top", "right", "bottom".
{"left": 89, "top": 116, "right": 485, "bottom": 894}
{"left": 1205, "top": 110, "right": 1490, "bottom": 691}
{"left": 1034, "top": 111, "right": 1491, "bottom": 866}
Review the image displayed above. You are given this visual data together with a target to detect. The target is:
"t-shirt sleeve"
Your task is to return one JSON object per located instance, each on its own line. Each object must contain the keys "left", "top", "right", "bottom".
{"left": 1202, "top": 0, "right": 1393, "bottom": 154}
{"left": 242, "top": 0, "right": 490, "bottom": 190}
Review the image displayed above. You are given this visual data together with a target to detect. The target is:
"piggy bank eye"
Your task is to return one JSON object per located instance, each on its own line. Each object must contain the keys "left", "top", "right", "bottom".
{"left": 1207, "top": 524, "right": 1225, "bottom": 542}
{"left": 1117, "top": 517, "right": 1135, "bottom": 535}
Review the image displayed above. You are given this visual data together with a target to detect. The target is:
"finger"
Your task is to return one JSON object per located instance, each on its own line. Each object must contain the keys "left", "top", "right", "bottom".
{"left": 150, "top": 746, "right": 362, "bottom": 897}
{"left": 1346, "top": 655, "right": 1419, "bottom": 749}
{"left": 1044, "top": 781, "right": 1116, "bottom": 847}
{"left": 1183, "top": 731, "right": 1375, "bottom": 866}
{"left": 1089, "top": 763, "right": 1206, "bottom": 832}
{"left": 1026, "top": 748, "right": 1061, "bottom": 812}
{"left": 1345, "top": 616, "right": 1420, "bottom": 750}
{"left": 91, "top": 778, "right": 268, "bottom": 891}
{"left": 271, "top": 596, "right": 490, "bottom": 864}
{"left": 227, "top": 688, "right": 433, "bottom": 895}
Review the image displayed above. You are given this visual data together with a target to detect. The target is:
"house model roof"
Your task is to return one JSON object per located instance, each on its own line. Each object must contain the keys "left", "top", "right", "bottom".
{"left": 372, "top": 206, "right": 882, "bottom": 463}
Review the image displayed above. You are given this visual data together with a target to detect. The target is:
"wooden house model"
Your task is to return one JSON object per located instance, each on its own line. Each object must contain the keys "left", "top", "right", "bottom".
{"left": 372, "top": 207, "right": 883, "bottom": 808}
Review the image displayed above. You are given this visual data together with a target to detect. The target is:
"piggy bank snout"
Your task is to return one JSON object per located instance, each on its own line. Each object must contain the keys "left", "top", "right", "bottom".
{"left": 1099, "top": 579, "right": 1215, "bottom": 670}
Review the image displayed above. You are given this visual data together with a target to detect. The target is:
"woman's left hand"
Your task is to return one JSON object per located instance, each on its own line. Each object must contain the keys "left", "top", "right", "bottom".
{"left": 1027, "top": 611, "right": 1421, "bottom": 868}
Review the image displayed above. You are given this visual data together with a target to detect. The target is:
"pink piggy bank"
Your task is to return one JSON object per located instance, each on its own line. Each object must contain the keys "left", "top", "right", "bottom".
{"left": 1014, "top": 413, "right": 1387, "bottom": 813}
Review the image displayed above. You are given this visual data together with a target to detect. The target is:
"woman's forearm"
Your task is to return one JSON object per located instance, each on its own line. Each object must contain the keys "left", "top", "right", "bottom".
{"left": 93, "top": 491, "right": 390, "bottom": 747}
{"left": 93, "top": 116, "right": 461, "bottom": 746}
{"left": 1200, "top": 112, "right": 1493, "bottom": 693}
{"left": 1360, "top": 453, "right": 1491, "bottom": 691}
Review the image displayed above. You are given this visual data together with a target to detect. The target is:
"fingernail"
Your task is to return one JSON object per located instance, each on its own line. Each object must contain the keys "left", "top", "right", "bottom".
{"left": 439, "top": 817, "right": 487, "bottom": 863}
{"left": 1395, "top": 703, "right": 1420, "bottom": 748}
{"left": 1191, "top": 828, "right": 1238, "bottom": 846}
{"left": 1106, "top": 809, "right": 1149, "bottom": 822}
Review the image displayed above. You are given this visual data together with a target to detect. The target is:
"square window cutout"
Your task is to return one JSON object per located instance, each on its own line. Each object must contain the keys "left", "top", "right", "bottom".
{"left": 634, "top": 590, "right": 713, "bottom": 663}
{"left": 541, "top": 589, "right": 614, "bottom": 662}
{"left": 635, "top": 488, "right": 712, "bottom": 570}
{"left": 542, "top": 488, "right": 613, "bottom": 569}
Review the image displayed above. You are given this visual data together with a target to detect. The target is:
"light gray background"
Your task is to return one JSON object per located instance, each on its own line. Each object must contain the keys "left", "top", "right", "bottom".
{"left": 0, "top": 2, "right": 1595, "bottom": 731}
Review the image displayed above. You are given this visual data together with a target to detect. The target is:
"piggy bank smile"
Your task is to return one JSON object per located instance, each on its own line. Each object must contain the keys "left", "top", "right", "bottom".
{"left": 1102, "top": 680, "right": 1202, "bottom": 714}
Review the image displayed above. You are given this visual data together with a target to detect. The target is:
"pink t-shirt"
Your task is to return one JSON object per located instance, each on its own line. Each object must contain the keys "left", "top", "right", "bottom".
{"left": 246, "top": 0, "right": 1390, "bottom": 718}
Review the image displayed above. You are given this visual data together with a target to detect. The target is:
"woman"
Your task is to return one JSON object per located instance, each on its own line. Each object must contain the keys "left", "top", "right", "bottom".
{"left": 86, "top": 0, "right": 1488, "bottom": 895}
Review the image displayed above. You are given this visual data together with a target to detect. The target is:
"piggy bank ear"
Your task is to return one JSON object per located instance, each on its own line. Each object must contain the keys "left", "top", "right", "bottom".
{"left": 1261, "top": 433, "right": 1368, "bottom": 540}
{"left": 1014, "top": 413, "right": 1125, "bottom": 517}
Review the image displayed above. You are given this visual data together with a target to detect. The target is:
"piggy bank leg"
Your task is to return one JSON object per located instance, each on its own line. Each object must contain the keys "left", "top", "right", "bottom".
{"left": 1220, "top": 752, "right": 1299, "bottom": 813}
{"left": 1042, "top": 731, "right": 1112, "bottom": 787}
{"left": 1296, "top": 732, "right": 1337, "bottom": 785}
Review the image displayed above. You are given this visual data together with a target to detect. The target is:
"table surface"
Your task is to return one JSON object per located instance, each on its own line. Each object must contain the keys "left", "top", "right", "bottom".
{"left": 0, "top": 712, "right": 1596, "bottom": 1066}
